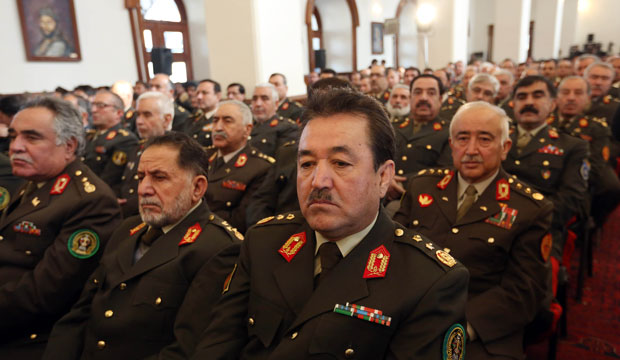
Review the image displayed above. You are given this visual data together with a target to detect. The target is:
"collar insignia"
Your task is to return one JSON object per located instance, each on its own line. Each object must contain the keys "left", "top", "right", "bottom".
{"left": 363, "top": 245, "right": 390, "bottom": 278}
{"left": 50, "top": 174, "right": 71, "bottom": 195}
{"left": 179, "top": 223, "right": 202, "bottom": 246}
{"left": 235, "top": 153, "right": 247, "bottom": 168}
{"left": 437, "top": 171, "right": 454, "bottom": 190}
{"left": 129, "top": 222, "right": 147, "bottom": 236}
{"left": 496, "top": 179, "right": 510, "bottom": 201}
{"left": 278, "top": 232, "right": 306, "bottom": 262}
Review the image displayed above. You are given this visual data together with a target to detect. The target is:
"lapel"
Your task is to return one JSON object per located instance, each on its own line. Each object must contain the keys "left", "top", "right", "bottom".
{"left": 404, "top": 118, "right": 437, "bottom": 142}
{"left": 287, "top": 209, "right": 394, "bottom": 332}
{"left": 434, "top": 171, "right": 458, "bottom": 224}
{"left": 208, "top": 144, "right": 250, "bottom": 182}
{"left": 455, "top": 171, "right": 503, "bottom": 226}
{"left": 517, "top": 125, "right": 549, "bottom": 158}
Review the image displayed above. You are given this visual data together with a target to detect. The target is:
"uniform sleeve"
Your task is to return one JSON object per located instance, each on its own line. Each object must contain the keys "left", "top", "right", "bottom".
{"left": 587, "top": 124, "right": 612, "bottom": 188}
{"left": 227, "top": 167, "right": 269, "bottom": 234}
{"left": 100, "top": 135, "right": 139, "bottom": 194}
{"left": 387, "top": 265, "right": 469, "bottom": 360}
{"left": 466, "top": 200, "right": 553, "bottom": 344}
{"left": 549, "top": 138, "right": 588, "bottom": 225}
{"left": 246, "top": 166, "right": 280, "bottom": 227}
{"left": 0, "top": 191, "right": 122, "bottom": 340}
{"left": 277, "top": 124, "right": 300, "bottom": 150}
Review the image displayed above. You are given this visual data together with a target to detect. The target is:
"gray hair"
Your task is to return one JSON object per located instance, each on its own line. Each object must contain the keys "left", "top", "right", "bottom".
{"left": 391, "top": 84, "right": 410, "bottom": 92}
{"left": 450, "top": 101, "right": 510, "bottom": 145}
{"left": 21, "top": 96, "right": 85, "bottom": 155}
{"left": 558, "top": 75, "right": 591, "bottom": 96}
{"left": 584, "top": 61, "right": 616, "bottom": 81}
{"left": 137, "top": 91, "right": 175, "bottom": 131}
{"left": 493, "top": 69, "right": 514, "bottom": 85}
{"left": 218, "top": 99, "right": 253, "bottom": 125}
{"left": 468, "top": 73, "right": 500, "bottom": 95}
{"left": 254, "top": 83, "right": 279, "bottom": 102}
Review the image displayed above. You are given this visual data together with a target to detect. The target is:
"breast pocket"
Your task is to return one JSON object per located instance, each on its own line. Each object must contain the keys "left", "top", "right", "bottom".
{"left": 309, "top": 313, "right": 393, "bottom": 359}
{"left": 529, "top": 153, "right": 564, "bottom": 187}
{"left": 247, "top": 293, "right": 286, "bottom": 348}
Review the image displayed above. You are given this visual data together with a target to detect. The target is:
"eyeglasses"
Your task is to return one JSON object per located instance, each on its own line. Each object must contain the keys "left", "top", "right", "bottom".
{"left": 91, "top": 102, "right": 117, "bottom": 109}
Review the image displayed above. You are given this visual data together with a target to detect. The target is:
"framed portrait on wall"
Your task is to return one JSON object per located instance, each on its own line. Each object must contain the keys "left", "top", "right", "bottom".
{"left": 17, "top": 0, "right": 81, "bottom": 61}
{"left": 371, "top": 22, "right": 384, "bottom": 55}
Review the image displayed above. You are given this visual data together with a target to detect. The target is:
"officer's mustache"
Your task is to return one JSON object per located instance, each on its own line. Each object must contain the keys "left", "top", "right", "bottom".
{"left": 10, "top": 154, "right": 33, "bottom": 164}
{"left": 416, "top": 101, "right": 431, "bottom": 108}
{"left": 460, "top": 154, "right": 483, "bottom": 163}
{"left": 519, "top": 105, "right": 538, "bottom": 114}
{"left": 212, "top": 131, "right": 227, "bottom": 139}
{"left": 307, "top": 188, "right": 333, "bottom": 203}
{"left": 140, "top": 197, "right": 162, "bottom": 208}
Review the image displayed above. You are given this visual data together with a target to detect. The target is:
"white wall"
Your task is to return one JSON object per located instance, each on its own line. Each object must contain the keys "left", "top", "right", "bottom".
{"left": 574, "top": 0, "right": 620, "bottom": 55}
{"left": 468, "top": 0, "right": 495, "bottom": 61}
{"left": 398, "top": 2, "right": 419, "bottom": 68}
{"left": 185, "top": 0, "right": 210, "bottom": 80}
{"left": 559, "top": 0, "right": 578, "bottom": 58}
{"left": 315, "top": 0, "right": 352, "bottom": 72}
{"left": 0, "top": 1, "right": 136, "bottom": 94}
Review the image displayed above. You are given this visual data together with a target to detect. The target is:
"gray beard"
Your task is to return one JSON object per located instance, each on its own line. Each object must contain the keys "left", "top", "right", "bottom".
{"left": 386, "top": 103, "right": 411, "bottom": 118}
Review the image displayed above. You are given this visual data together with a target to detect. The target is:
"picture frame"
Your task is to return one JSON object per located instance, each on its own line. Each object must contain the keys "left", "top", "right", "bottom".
{"left": 17, "top": 0, "right": 82, "bottom": 62}
{"left": 371, "top": 22, "right": 384, "bottom": 55}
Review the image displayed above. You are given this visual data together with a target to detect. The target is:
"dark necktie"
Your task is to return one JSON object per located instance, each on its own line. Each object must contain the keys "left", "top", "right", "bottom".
{"left": 20, "top": 181, "right": 37, "bottom": 205}
{"left": 213, "top": 156, "right": 225, "bottom": 171}
{"left": 141, "top": 227, "right": 163, "bottom": 246}
{"left": 317, "top": 242, "right": 342, "bottom": 285}
{"left": 456, "top": 185, "right": 477, "bottom": 221}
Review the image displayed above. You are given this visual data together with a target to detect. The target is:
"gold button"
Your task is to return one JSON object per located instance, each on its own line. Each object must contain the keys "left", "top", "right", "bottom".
{"left": 121, "top": 176, "right": 126, "bottom": 180}
{"left": 395, "top": 228, "right": 404, "bottom": 237}
{"left": 412, "top": 220, "right": 419, "bottom": 226}
{"left": 377, "top": 253, "right": 384, "bottom": 259}
{"left": 508, "top": 178, "right": 514, "bottom": 183}
{"left": 25, "top": 250, "right": 32, "bottom": 255}
{"left": 209, "top": 214, "right": 215, "bottom": 221}
{"left": 129, "top": 189, "right": 134, "bottom": 194}
{"left": 0, "top": 235, "right": 3, "bottom": 241}
{"left": 96, "top": 156, "right": 101, "bottom": 161}
{"left": 543, "top": 160, "right": 549, "bottom": 166}
{"left": 291, "top": 332, "right": 298, "bottom": 339}
{"left": 525, "top": 188, "right": 531, "bottom": 194}
{"left": 248, "top": 317, "right": 255, "bottom": 326}
{"left": 515, "top": 160, "right": 521, "bottom": 165}
{"left": 451, "top": 228, "right": 459, "bottom": 234}
{"left": 75, "top": 170, "right": 82, "bottom": 176}
{"left": 345, "top": 348, "right": 355, "bottom": 358}
{"left": 119, "top": 283, "right": 126, "bottom": 290}
{"left": 426, "top": 145, "right": 432, "bottom": 150}
{"left": 488, "top": 237, "right": 495, "bottom": 244}
{"left": 30, "top": 334, "right": 37, "bottom": 340}
{"left": 134, "top": 175, "right": 139, "bottom": 180}
{"left": 401, "top": 155, "right": 407, "bottom": 161}
{"left": 397, "top": 169, "right": 404, "bottom": 175}
{"left": 225, "top": 168, "right": 231, "bottom": 173}
{"left": 104, "top": 310, "right": 113, "bottom": 318}
{"left": 226, "top": 201, "right": 232, "bottom": 207}
{"left": 407, "top": 144, "right": 412, "bottom": 148}
{"left": 97, "top": 340, "right": 106, "bottom": 349}
{"left": 155, "top": 297, "right": 162, "bottom": 305}
{"left": 261, "top": 138, "right": 267, "bottom": 143}
{"left": 93, "top": 278, "right": 99, "bottom": 284}
{"left": 193, "top": 134, "right": 198, "bottom": 138}
{"left": 206, "top": 134, "right": 210, "bottom": 138}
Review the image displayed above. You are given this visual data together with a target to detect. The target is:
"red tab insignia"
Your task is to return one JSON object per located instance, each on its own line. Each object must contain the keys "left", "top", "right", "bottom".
{"left": 548, "top": 129, "right": 559, "bottom": 139}
{"left": 448, "top": 97, "right": 454, "bottom": 105}
{"left": 508, "top": 101, "right": 514, "bottom": 108}
{"left": 179, "top": 223, "right": 202, "bottom": 246}
{"left": 106, "top": 130, "right": 117, "bottom": 140}
{"left": 383, "top": 91, "right": 390, "bottom": 100}
{"left": 125, "top": 110, "right": 134, "bottom": 119}
{"left": 208, "top": 152, "right": 217, "bottom": 163}
{"left": 363, "top": 245, "right": 390, "bottom": 278}
{"left": 541, "top": 169, "right": 551, "bottom": 179}
{"left": 496, "top": 179, "right": 510, "bottom": 200}
{"left": 278, "top": 232, "right": 306, "bottom": 262}
{"left": 235, "top": 153, "right": 247, "bottom": 168}
{"left": 579, "top": 134, "right": 593, "bottom": 142}
{"left": 603, "top": 95, "right": 611, "bottom": 104}
{"left": 541, "top": 233, "right": 552, "bottom": 261}
{"left": 129, "top": 222, "right": 147, "bottom": 236}
{"left": 433, "top": 122, "right": 442, "bottom": 131}
{"left": 437, "top": 171, "right": 454, "bottom": 189}
{"left": 399, "top": 118, "right": 410, "bottom": 128}
{"left": 95, "top": 146, "right": 105, "bottom": 154}
{"left": 270, "top": 119, "right": 279, "bottom": 127}
{"left": 545, "top": 115, "right": 555, "bottom": 124}
{"left": 282, "top": 102, "right": 289, "bottom": 110}
{"left": 50, "top": 174, "right": 70, "bottom": 195}
{"left": 418, "top": 194, "right": 434, "bottom": 207}
{"left": 579, "top": 118, "right": 588, "bottom": 128}
{"left": 222, "top": 180, "right": 247, "bottom": 191}
{"left": 602, "top": 146, "right": 610, "bottom": 161}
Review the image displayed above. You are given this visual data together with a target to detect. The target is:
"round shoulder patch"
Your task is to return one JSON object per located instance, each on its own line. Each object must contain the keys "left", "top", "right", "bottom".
{"left": 0, "top": 187, "right": 10, "bottom": 211}
{"left": 68, "top": 229, "right": 100, "bottom": 259}
{"left": 443, "top": 323, "right": 465, "bottom": 360}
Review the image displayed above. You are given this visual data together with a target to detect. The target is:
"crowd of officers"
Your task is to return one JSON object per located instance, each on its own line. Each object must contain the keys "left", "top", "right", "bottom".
{"left": 0, "top": 52, "right": 618, "bottom": 359}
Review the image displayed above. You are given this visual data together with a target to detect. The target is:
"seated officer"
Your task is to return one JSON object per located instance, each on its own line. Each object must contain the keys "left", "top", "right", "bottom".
{"left": 0, "top": 97, "right": 121, "bottom": 358}
{"left": 43, "top": 133, "right": 241, "bottom": 359}
{"left": 503, "top": 76, "right": 589, "bottom": 259}
{"left": 117, "top": 91, "right": 174, "bottom": 218}
{"left": 249, "top": 83, "right": 298, "bottom": 157}
{"left": 192, "top": 88, "right": 469, "bottom": 359}
{"left": 83, "top": 90, "right": 138, "bottom": 195}
{"left": 394, "top": 102, "right": 553, "bottom": 360}
{"left": 269, "top": 73, "right": 304, "bottom": 123}
{"left": 206, "top": 100, "right": 273, "bottom": 233}
{"left": 184, "top": 79, "right": 222, "bottom": 146}
{"left": 386, "top": 84, "right": 411, "bottom": 125}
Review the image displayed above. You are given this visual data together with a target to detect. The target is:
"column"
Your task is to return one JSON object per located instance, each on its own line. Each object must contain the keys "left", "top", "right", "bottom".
{"left": 492, "top": 0, "right": 532, "bottom": 63}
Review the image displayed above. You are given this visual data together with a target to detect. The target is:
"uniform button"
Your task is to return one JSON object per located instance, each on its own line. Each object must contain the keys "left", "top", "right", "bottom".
{"left": 119, "top": 283, "right": 127, "bottom": 290}
{"left": 226, "top": 201, "right": 232, "bottom": 207}
{"left": 515, "top": 160, "right": 521, "bottom": 165}
{"left": 155, "top": 297, "right": 162, "bottom": 306}
{"left": 0, "top": 235, "right": 3, "bottom": 241}
{"left": 397, "top": 169, "right": 404, "bottom": 175}
{"left": 412, "top": 220, "right": 419, "bottom": 226}
{"left": 121, "top": 176, "right": 126, "bottom": 180}
{"left": 451, "top": 228, "right": 459, "bottom": 234}
{"left": 93, "top": 278, "right": 99, "bottom": 284}
{"left": 97, "top": 340, "right": 106, "bottom": 349}
{"left": 248, "top": 317, "right": 255, "bottom": 326}
{"left": 206, "top": 134, "right": 210, "bottom": 138}
{"left": 426, "top": 145, "right": 432, "bottom": 150}
{"left": 401, "top": 155, "right": 407, "bottom": 161}
{"left": 133, "top": 175, "right": 139, "bottom": 180}
{"left": 129, "top": 189, "right": 134, "bottom": 194}
{"left": 30, "top": 334, "right": 37, "bottom": 340}
{"left": 193, "top": 134, "right": 198, "bottom": 138}
{"left": 279, "top": 175, "right": 285, "bottom": 180}
{"left": 345, "top": 348, "right": 355, "bottom": 358}
{"left": 25, "top": 250, "right": 32, "bottom": 255}
{"left": 488, "top": 237, "right": 495, "bottom": 244}
{"left": 291, "top": 332, "right": 298, "bottom": 339}
{"left": 407, "top": 144, "right": 412, "bottom": 148}
{"left": 96, "top": 156, "right": 101, "bottom": 161}
{"left": 209, "top": 214, "right": 215, "bottom": 221}
{"left": 75, "top": 170, "right": 82, "bottom": 176}
{"left": 104, "top": 310, "right": 114, "bottom": 318}
{"left": 542, "top": 160, "right": 549, "bottom": 166}
{"left": 261, "top": 138, "right": 267, "bottom": 143}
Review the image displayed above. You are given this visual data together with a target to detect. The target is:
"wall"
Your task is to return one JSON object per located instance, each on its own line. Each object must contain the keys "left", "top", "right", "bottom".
{"left": 468, "top": 0, "right": 495, "bottom": 61}
{"left": 315, "top": 0, "right": 353, "bottom": 72}
{"left": 399, "top": 1, "right": 419, "bottom": 68}
{"left": 0, "top": 1, "right": 136, "bottom": 94}
{"left": 185, "top": 0, "right": 210, "bottom": 80}
{"left": 574, "top": 0, "right": 620, "bottom": 55}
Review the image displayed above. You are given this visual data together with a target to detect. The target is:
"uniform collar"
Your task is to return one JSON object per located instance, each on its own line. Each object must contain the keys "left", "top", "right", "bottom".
{"left": 314, "top": 211, "right": 379, "bottom": 258}
{"left": 456, "top": 169, "right": 498, "bottom": 203}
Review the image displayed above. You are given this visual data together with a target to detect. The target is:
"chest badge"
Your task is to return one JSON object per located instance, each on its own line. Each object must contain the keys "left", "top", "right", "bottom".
{"left": 433, "top": 122, "right": 443, "bottom": 131}
{"left": 278, "top": 232, "right": 306, "bottom": 262}
{"left": 363, "top": 245, "right": 390, "bottom": 278}
{"left": 13, "top": 221, "right": 41, "bottom": 235}
{"left": 270, "top": 118, "right": 279, "bottom": 127}
{"left": 485, "top": 203, "right": 518, "bottom": 230}
{"left": 418, "top": 194, "right": 434, "bottom": 207}
{"left": 399, "top": 118, "right": 410, "bottom": 128}
{"left": 106, "top": 130, "right": 117, "bottom": 140}
{"left": 179, "top": 223, "right": 202, "bottom": 246}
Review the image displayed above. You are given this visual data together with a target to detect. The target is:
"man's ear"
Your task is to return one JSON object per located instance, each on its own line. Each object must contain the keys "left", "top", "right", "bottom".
{"left": 191, "top": 175, "right": 208, "bottom": 202}
{"left": 377, "top": 160, "right": 395, "bottom": 197}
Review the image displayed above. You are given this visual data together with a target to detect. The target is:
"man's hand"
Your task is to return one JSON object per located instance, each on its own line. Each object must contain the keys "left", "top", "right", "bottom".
{"left": 386, "top": 175, "right": 407, "bottom": 201}
{"left": 117, "top": 198, "right": 127, "bottom": 205}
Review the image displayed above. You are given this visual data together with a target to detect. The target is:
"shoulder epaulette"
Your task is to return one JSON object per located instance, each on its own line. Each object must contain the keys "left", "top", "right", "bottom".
{"left": 282, "top": 140, "right": 296, "bottom": 147}
{"left": 415, "top": 168, "right": 451, "bottom": 177}
{"left": 506, "top": 176, "right": 546, "bottom": 205}
{"left": 254, "top": 212, "right": 303, "bottom": 227}
{"left": 249, "top": 149, "right": 276, "bottom": 163}
{"left": 396, "top": 227, "right": 458, "bottom": 272}
{"left": 118, "top": 129, "right": 130, "bottom": 137}
{"left": 208, "top": 214, "right": 244, "bottom": 241}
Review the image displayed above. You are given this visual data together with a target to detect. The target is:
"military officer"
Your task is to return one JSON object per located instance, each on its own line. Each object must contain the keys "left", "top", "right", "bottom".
{"left": 148, "top": 73, "right": 191, "bottom": 132}
{"left": 43, "top": 133, "right": 241, "bottom": 360}
{"left": 386, "top": 84, "right": 411, "bottom": 127}
{"left": 110, "top": 80, "right": 135, "bottom": 129}
{"left": 503, "top": 76, "right": 589, "bottom": 259}
{"left": 206, "top": 100, "right": 273, "bottom": 233}
{"left": 269, "top": 73, "right": 304, "bottom": 122}
{"left": 584, "top": 62, "right": 619, "bottom": 120}
{"left": 0, "top": 97, "right": 121, "bottom": 358}
{"left": 192, "top": 87, "right": 469, "bottom": 360}
{"left": 466, "top": 73, "right": 500, "bottom": 104}
{"left": 494, "top": 69, "right": 515, "bottom": 107}
{"left": 370, "top": 64, "right": 391, "bottom": 104}
{"left": 249, "top": 83, "right": 299, "bottom": 157}
{"left": 117, "top": 91, "right": 174, "bottom": 218}
{"left": 608, "top": 56, "right": 620, "bottom": 98}
{"left": 394, "top": 102, "right": 553, "bottom": 360}
{"left": 184, "top": 79, "right": 222, "bottom": 146}
{"left": 83, "top": 90, "right": 138, "bottom": 196}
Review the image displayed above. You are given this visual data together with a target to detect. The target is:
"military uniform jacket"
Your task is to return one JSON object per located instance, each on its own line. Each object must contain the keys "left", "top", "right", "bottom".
{"left": 249, "top": 115, "right": 299, "bottom": 157}
{"left": 276, "top": 98, "right": 303, "bottom": 123}
{"left": 394, "top": 168, "right": 553, "bottom": 359}
{"left": 0, "top": 160, "right": 122, "bottom": 348}
{"left": 393, "top": 117, "right": 452, "bottom": 179}
{"left": 43, "top": 202, "right": 241, "bottom": 360}
{"left": 117, "top": 140, "right": 147, "bottom": 218}
{"left": 83, "top": 124, "right": 139, "bottom": 194}
{"left": 172, "top": 103, "right": 191, "bottom": 132}
{"left": 206, "top": 144, "right": 273, "bottom": 233}
{"left": 246, "top": 141, "right": 299, "bottom": 226}
{"left": 439, "top": 95, "right": 466, "bottom": 121}
{"left": 184, "top": 112, "right": 213, "bottom": 147}
{"left": 192, "top": 209, "right": 469, "bottom": 360}
{"left": 503, "top": 125, "right": 588, "bottom": 225}
{"left": 585, "top": 94, "right": 620, "bottom": 122}
{"left": 375, "top": 89, "right": 391, "bottom": 105}
{"left": 447, "top": 84, "right": 466, "bottom": 101}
